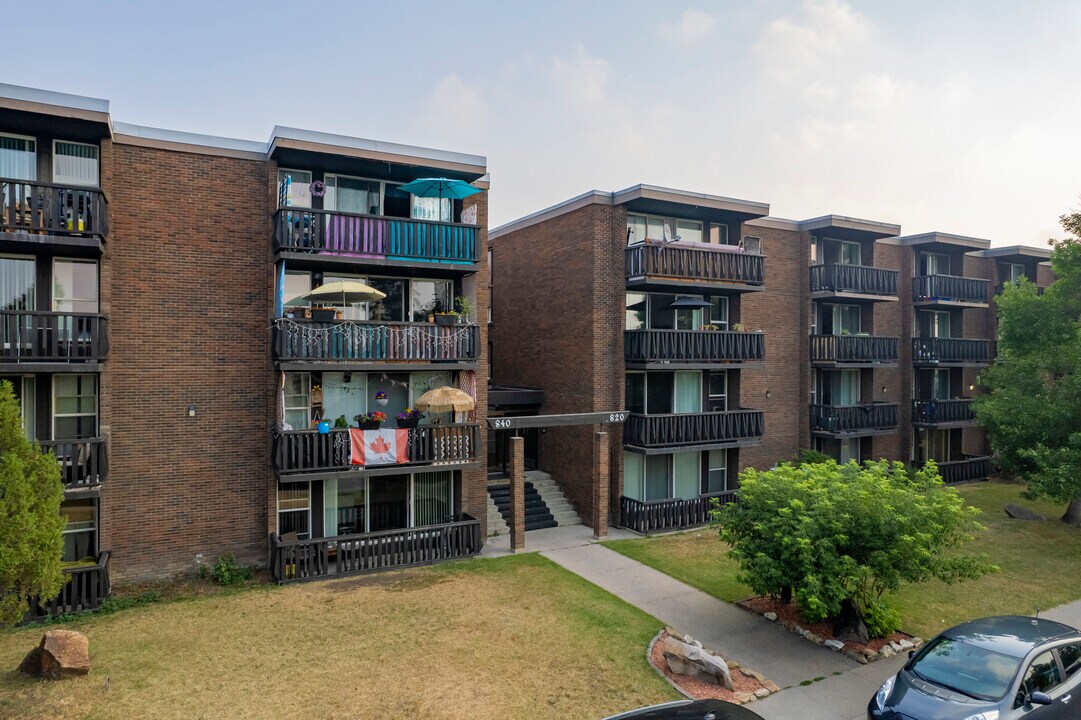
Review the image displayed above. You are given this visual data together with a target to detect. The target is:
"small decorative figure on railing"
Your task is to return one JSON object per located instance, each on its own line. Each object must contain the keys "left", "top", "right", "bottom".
{"left": 309, "top": 180, "right": 326, "bottom": 198}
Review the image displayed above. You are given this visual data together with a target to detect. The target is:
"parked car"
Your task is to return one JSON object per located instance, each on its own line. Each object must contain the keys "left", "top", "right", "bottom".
{"left": 868, "top": 615, "right": 1081, "bottom": 719}
{"left": 603, "top": 699, "right": 765, "bottom": 719}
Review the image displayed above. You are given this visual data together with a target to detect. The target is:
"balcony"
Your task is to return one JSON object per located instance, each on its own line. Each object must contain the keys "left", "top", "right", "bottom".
{"left": 624, "top": 329, "right": 764, "bottom": 368}
{"left": 624, "top": 410, "right": 764, "bottom": 450}
{"left": 273, "top": 208, "right": 478, "bottom": 269}
{"left": 1, "top": 179, "right": 108, "bottom": 250}
{"left": 912, "top": 275, "right": 990, "bottom": 308}
{"left": 24, "top": 552, "right": 111, "bottom": 622}
{"left": 809, "top": 335, "right": 898, "bottom": 366}
{"left": 273, "top": 319, "right": 479, "bottom": 369}
{"left": 912, "top": 398, "right": 977, "bottom": 427}
{"left": 912, "top": 338, "right": 994, "bottom": 366}
{"left": 619, "top": 492, "right": 736, "bottom": 534}
{"left": 273, "top": 424, "right": 481, "bottom": 477}
{"left": 625, "top": 242, "right": 764, "bottom": 294}
{"left": 809, "top": 264, "right": 898, "bottom": 301}
{"left": 269, "top": 515, "right": 481, "bottom": 584}
{"left": 809, "top": 402, "right": 898, "bottom": 436}
{"left": 0, "top": 312, "right": 108, "bottom": 369}
{"left": 935, "top": 455, "right": 993, "bottom": 484}
{"left": 40, "top": 438, "right": 107, "bottom": 489}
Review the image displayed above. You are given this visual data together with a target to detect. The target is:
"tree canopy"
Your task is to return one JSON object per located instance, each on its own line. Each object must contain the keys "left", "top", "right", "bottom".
{"left": 974, "top": 210, "right": 1081, "bottom": 525}
{"left": 0, "top": 380, "right": 66, "bottom": 627}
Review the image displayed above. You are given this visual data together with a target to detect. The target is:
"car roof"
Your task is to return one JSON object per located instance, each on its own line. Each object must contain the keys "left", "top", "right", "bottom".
{"left": 943, "top": 615, "right": 1081, "bottom": 658}
{"left": 602, "top": 699, "right": 765, "bottom": 720}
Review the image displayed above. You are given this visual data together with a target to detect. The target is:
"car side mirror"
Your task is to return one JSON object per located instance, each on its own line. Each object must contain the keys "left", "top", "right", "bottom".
{"left": 908, "top": 650, "right": 915, "bottom": 658}
{"left": 1030, "top": 691, "right": 1053, "bottom": 706}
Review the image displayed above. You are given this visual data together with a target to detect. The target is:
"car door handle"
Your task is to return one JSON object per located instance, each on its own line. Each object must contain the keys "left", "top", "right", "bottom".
{"left": 1062, "top": 694, "right": 1072, "bottom": 703}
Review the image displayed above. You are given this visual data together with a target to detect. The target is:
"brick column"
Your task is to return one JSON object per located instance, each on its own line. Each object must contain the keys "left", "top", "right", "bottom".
{"left": 592, "top": 431, "right": 609, "bottom": 539}
{"left": 509, "top": 436, "right": 525, "bottom": 551}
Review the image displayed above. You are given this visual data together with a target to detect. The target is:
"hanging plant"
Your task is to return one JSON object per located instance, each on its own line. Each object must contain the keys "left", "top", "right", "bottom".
{"left": 310, "top": 180, "right": 326, "bottom": 198}
{"left": 375, "top": 390, "right": 389, "bottom": 406}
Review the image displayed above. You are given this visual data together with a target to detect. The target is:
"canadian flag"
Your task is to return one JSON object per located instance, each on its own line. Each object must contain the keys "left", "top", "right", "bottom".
{"left": 350, "top": 428, "right": 410, "bottom": 466}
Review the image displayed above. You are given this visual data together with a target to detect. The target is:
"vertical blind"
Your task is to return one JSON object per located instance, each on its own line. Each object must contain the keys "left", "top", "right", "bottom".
{"left": 0, "top": 257, "right": 35, "bottom": 311}
{"left": 413, "top": 471, "right": 453, "bottom": 526}
{"left": 0, "top": 135, "right": 36, "bottom": 181}
{"left": 53, "top": 142, "right": 99, "bottom": 187}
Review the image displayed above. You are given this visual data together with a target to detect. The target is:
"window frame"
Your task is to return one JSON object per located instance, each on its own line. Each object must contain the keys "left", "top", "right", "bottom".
{"left": 323, "top": 172, "right": 384, "bottom": 215}
{"left": 283, "top": 372, "right": 312, "bottom": 429}
{"left": 51, "top": 257, "right": 99, "bottom": 313}
{"left": 277, "top": 480, "right": 312, "bottom": 540}
{"left": 52, "top": 139, "right": 100, "bottom": 187}
{"left": 277, "top": 168, "right": 313, "bottom": 208}
{"left": 703, "top": 449, "right": 728, "bottom": 495}
{"left": 52, "top": 373, "right": 98, "bottom": 440}
{"left": 0, "top": 132, "right": 37, "bottom": 182}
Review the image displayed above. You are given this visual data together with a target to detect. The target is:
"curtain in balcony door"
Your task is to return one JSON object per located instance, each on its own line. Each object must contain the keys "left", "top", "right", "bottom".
{"left": 53, "top": 142, "right": 99, "bottom": 186}
{"left": 672, "top": 451, "right": 700, "bottom": 499}
{"left": 0, "top": 135, "right": 35, "bottom": 181}
{"left": 674, "top": 372, "right": 701, "bottom": 413}
{"left": 414, "top": 471, "right": 453, "bottom": 526}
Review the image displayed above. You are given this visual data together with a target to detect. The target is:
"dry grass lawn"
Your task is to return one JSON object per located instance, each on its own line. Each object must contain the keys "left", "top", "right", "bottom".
{"left": 0, "top": 554, "right": 676, "bottom": 720}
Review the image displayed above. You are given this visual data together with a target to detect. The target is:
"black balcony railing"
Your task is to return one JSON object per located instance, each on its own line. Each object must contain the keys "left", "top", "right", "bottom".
{"left": 0, "top": 312, "right": 108, "bottom": 362}
{"left": 25, "top": 552, "right": 111, "bottom": 622}
{"left": 273, "top": 208, "right": 478, "bottom": 264}
{"left": 625, "top": 243, "right": 764, "bottom": 286}
{"left": 809, "top": 403, "right": 898, "bottom": 434}
{"left": 273, "top": 319, "right": 479, "bottom": 363}
{"left": 809, "top": 264, "right": 898, "bottom": 297}
{"left": 912, "top": 399, "right": 976, "bottom": 426}
{"left": 624, "top": 410, "right": 764, "bottom": 447}
{"left": 274, "top": 424, "right": 480, "bottom": 475}
{"left": 935, "top": 456, "right": 993, "bottom": 484}
{"left": 1, "top": 179, "right": 108, "bottom": 240}
{"left": 809, "top": 335, "right": 898, "bottom": 364}
{"left": 624, "top": 329, "right": 764, "bottom": 364}
{"left": 619, "top": 492, "right": 736, "bottom": 534}
{"left": 270, "top": 515, "right": 482, "bottom": 583}
{"left": 39, "top": 438, "right": 107, "bottom": 488}
{"left": 912, "top": 338, "right": 994, "bottom": 365}
{"left": 912, "top": 275, "right": 989, "bottom": 305}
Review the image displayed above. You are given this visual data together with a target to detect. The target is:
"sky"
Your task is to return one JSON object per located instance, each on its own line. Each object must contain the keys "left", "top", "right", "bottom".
{"left": 7, "top": 0, "right": 1081, "bottom": 246}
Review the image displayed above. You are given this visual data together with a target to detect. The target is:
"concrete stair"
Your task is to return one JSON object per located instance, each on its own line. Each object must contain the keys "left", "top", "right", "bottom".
{"left": 484, "top": 470, "right": 582, "bottom": 535}
{"left": 524, "top": 470, "right": 582, "bottom": 527}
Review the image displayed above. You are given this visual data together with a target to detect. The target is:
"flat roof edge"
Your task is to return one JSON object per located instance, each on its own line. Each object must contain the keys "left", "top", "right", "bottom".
{"left": 614, "top": 184, "right": 770, "bottom": 215}
{"left": 0, "top": 82, "right": 109, "bottom": 114}
{"left": 270, "top": 126, "right": 486, "bottom": 172}
{"left": 113, "top": 122, "right": 268, "bottom": 159}
{"left": 746, "top": 216, "right": 802, "bottom": 231}
{"left": 800, "top": 214, "right": 901, "bottom": 236}
{"left": 878, "top": 231, "right": 991, "bottom": 249}
{"left": 490, "top": 190, "right": 612, "bottom": 238}
{"left": 970, "top": 244, "right": 1053, "bottom": 259}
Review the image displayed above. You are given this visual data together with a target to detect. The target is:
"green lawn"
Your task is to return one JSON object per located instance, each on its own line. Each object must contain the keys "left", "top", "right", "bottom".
{"left": 1, "top": 554, "right": 676, "bottom": 720}
{"left": 604, "top": 482, "right": 1081, "bottom": 639}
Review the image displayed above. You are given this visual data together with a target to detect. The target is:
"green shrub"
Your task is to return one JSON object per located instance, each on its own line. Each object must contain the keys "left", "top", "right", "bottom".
{"left": 98, "top": 590, "right": 161, "bottom": 615}
{"left": 862, "top": 598, "right": 902, "bottom": 638}
{"left": 794, "top": 449, "right": 832, "bottom": 467}
{"left": 209, "top": 555, "right": 252, "bottom": 586}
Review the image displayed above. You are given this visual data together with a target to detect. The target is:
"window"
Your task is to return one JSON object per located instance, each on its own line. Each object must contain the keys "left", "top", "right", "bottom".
{"left": 645, "top": 372, "right": 674, "bottom": 414}
{"left": 709, "top": 296, "right": 728, "bottom": 329}
{"left": 673, "top": 451, "right": 700, "bottom": 499}
{"left": 383, "top": 183, "right": 410, "bottom": 218}
{"left": 626, "top": 214, "right": 646, "bottom": 245}
{"left": 708, "top": 372, "right": 727, "bottom": 412}
{"left": 839, "top": 437, "right": 860, "bottom": 463}
{"left": 414, "top": 471, "right": 454, "bottom": 526}
{"left": 839, "top": 240, "right": 861, "bottom": 265}
{"left": 53, "top": 374, "right": 97, "bottom": 439}
{"left": 830, "top": 304, "right": 861, "bottom": 335}
{"left": 1002, "top": 263, "right": 1026, "bottom": 284}
{"left": 277, "top": 169, "right": 312, "bottom": 208}
{"left": 366, "top": 277, "right": 406, "bottom": 322}
{"left": 625, "top": 373, "right": 645, "bottom": 414}
{"left": 0, "top": 133, "right": 36, "bottom": 181}
{"left": 626, "top": 213, "right": 702, "bottom": 244}
{"left": 704, "top": 450, "right": 727, "bottom": 494}
{"left": 930, "top": 369, "right": 950, "bottom": 400}
{"left": 53, "top": 141, "right": 99, "bottom": 187}
{"left": 623, "top": 452, "right": 645, "bottom": 500}
{"left": 927, "top": 310, "right": 951, "bottom": 339}
{"left": 822, "top": 238, "right": 862, "bottom": 266}
{"left": 920, "top": 251, "right": 950, "bottom": 276}
{"left": 410, "top": 279, "right": 452, "bottom": 321}
{"left": 412, "top": 196, "right": 452, "bottom": 223}
{"left": 1017, "top": 651, "right": 1062, "bottom": 705}
{"left": 1058, "top": 643, "right": 1081, "bottom": 679}
{"left": 281, "top": 270, "right": 311, "bottom": 314}
{"left": 922, "top": 429, "right": 950, "bottom": 462}
{"left": 626, "top": 293, "right": 646, "bottom": 330}
{"left": 676, "top": 220, "right": 703, "bottom": 244}
{"left": 710, "top": 224, "right": 730, "bottom": 245}
{"left": 740, "top": 236, "right": 762, "bottom": 254}
{"left": 284, "top": 373, "right": 311, "bottom": 429}
{"left": 278, "top": 482, "right": 311, "bottom": 539}
{"left": 0, "top": 255, "right": 35, "bottom": 311}
{"left": 321, "top": 372, "right": 366, "bottom": 428}
{"left": 645, "top": 455, "right": 669, "bottom": 501}
{"left": 3, "top": 375, "right": 35, "bottom": 440}
{"left": 325, "top": 476, "right": 366, "bottom": 536}
{"left": 673, "top": 372, "right": 701, "bottom": 414}
{"left": 61, "top": 498, "right": 96, "bottom": 562}
{"left": 52, "top": 259, "right": 98, "bottom": 312}
{"left": 325, "top": 174, "right": 380, "bottom": 215}
{"left": 824, "top": 369, "right": 860, "bottom": 406}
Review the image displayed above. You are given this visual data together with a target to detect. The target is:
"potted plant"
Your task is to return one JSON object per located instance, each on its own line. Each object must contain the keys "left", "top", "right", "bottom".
{"left": 317, "top": 418, "right": 331, "bottom": 434}
{"left": 354, "top": 411, "right": 386, "bottom": 430}
{"left": 374, "top": 390, "right": 389, "bottom": 406}
{"left": 334, "top": 415, "right": 349, "bottom": 429}
{"left": 700, "top": 323, "right": 720, "bottom": 331}
{"left": 454, "top": 295, "right": 474, "bottom": 323}
{"left": 434, "top": 311, "right": 459, "bottom": 327}
{"left": 396, "top": 408, "right": 423, "bottom": 428}
{"left": 312, "top": 305, "right": 336, "bottom": 321}
{"left": 732, "top": 322, "right": 746, "bottom": 332}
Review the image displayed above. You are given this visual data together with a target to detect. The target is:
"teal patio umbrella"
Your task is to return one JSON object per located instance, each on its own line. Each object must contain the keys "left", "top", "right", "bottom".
{"left": 398, "top": 177, "right": 482, "bottom": 200}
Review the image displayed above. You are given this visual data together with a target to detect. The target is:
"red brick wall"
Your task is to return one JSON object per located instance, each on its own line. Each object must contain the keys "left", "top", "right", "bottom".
{"left": 872, "top": 241, "right": 904, "bottom": 462}
{"left": 101, "top": 142, "right": 272, "bottom": 581}
{"left": 461, "top": 188, "right": 490, "bottom": 534}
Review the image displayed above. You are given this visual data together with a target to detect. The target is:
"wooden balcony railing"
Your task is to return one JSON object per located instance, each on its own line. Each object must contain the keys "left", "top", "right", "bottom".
{"left": 273, "top": 208, "right": 478, "bottom": 264}
{"left": 912, "top": 399, "right": 976, "bottom": 425}
{"left": 1, "top": 179, "right": 108, "bottom": 239}
{"left": 273, "top": 319, "right": 479, "bottom": 363}
{"left": 809, "top": 403, "right": 898, "bottom": 434}
{"left": 935, "top": 456, "right": 993, "bottom": 484}
{"left": 625, "top": 243, "right": 764, "bottom": 286}
{"left": 809, "top": 335, "right": 898, "bottom": 364}
{"left": 273, "top": 424, "right": 480, "bottom": 475}
{"left": 912, "top": 275, "right": 989, "bottom": 304}
{"left": 624, "top": 329, "right": 764, "bottom": 364}
{"left": 39, "top": 438, "right": 107, "bottom": 488}
{"left": 912, "top": 338, "right": 994, "bottom": 365}
{"left": 0, "top": 312, "right": 108, "bottom": 362}
{"left": 25, "top": 552, "right": 110, "bottom": 621}
{"left": 624, "top": 410, "right": 764, "bottom": 447}
{"left": 270, "top": 515, "right": 482, "bottom": 583}
{"left": 619, "top": 492, "right": 736, "bottom": 534}
{"left": 809, "top": 264, "right": 898, "bottom": 297}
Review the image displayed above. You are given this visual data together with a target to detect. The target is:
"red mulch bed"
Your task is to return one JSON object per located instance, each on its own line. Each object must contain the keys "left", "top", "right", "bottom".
{"left": 650, "top": 630, "right": 771, "bottom": 702}
{"left": 739, "top": 596, "right": 914, "bottom": 655}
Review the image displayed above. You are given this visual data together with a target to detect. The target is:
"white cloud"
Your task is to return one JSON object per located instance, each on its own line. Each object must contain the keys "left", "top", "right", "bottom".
{"left": 755, "top": 0, "right": 875, "bottom": 83}
{"left": 426, "top": 74, "right": 486, "bottom": 133}
{"left": 553, "top": 44, "right": 609, "bottom": 106}
{"left": 660, "top": 8, "right": 716, "bottom": 46}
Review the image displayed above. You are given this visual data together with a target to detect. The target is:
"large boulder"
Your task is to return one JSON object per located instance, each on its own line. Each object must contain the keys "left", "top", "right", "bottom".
{"left": 662, "top": 634, "right": 735, "bottom": 690}
{"left": 833, "top": 598, "right": 870, "bottom": 645}
{"left": 18, "top": 630, "right": 90, "bottom": 680}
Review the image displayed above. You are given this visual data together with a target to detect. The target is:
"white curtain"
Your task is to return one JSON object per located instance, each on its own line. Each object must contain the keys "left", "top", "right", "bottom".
{"left": 674, "top": 372, "right": 701, "bottom": 413}
{"left": 412, "top": 196, "right": 452, "bottom": 222}
{"left": 0, "top": 136, "right": 35, "bottom": 181}
{"left": 53, "top": 142, "right": 99, "bottom": 186}
{"left": 414, "top": 471, "right": 453, "bottom": 526}
{"left": 623, "top": 452, "right": 644, "bottom": 500}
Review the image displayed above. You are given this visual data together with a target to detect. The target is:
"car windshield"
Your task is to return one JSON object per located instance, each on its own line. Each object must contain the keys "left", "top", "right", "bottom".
{"left": 910, "top": 636, "right": 1021, "bottom": 701}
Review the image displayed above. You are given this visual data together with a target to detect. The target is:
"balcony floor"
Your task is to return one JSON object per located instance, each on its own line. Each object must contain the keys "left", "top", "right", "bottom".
{"left": 810, "top": 427, "right": 898, "bottom": 438}
{"left": 276, "top": 250, "right": 477, "bottom": 279}
{"left": 623, "top": 437, "right": 763, "bottom": 454}
{"left": 912, "top": 299, "right": 990, "bottom": 309}
{"left": 625, "top": 277, "right": 764, "bottom": 295}
{"left": 809, "top": 290, "right": 899, "bottom": 303}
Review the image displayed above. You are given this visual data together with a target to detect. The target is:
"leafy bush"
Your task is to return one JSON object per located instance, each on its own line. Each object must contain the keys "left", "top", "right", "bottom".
{"left": 208, "top": 555, "right": 252, "bottom": 586}
{"left": 99, "top": 590, "right": 162, "bottom": 615}
{"left": 717, "top": 459, "right": 996, "bottom": 632}
{"left": 794, "top": 449, "right": 832, "bottom": 467}
{"left": 862, "top": 598, "right": 903, "bottom": 638}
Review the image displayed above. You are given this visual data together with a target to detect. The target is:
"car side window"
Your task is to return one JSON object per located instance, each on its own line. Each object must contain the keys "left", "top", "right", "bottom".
{"left": 1058, "top": 643, "right": 1081, "bottom": 679}
{"left": 1016, "top": 651, "right": 1063, "bottom": 707}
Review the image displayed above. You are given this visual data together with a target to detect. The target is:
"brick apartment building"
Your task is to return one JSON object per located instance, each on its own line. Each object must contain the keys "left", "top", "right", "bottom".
{"left": 1, "top": 83, "right": 491, "bottom": 613}
{"left": 489, "top": 186, "right": 1053, "bottom": 533}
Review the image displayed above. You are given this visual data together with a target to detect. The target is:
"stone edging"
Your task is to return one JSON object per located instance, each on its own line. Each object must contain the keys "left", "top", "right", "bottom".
{"left": 646, "top": 629, "right": 696, "bottom": 700}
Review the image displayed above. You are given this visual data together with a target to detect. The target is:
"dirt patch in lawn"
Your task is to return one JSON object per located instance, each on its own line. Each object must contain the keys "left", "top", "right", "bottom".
{"left": 648, "top": 630, "right": 776, "bottom": 704}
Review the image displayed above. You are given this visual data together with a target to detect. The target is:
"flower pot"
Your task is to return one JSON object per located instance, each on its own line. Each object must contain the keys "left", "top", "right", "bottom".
{"left": 317, "top": 420, "right": 331, "bottom": 434}
{"left": 435, "top": 314, "right": 456, "bottom": 327}
{"left": 312, "top": 308, "right": 336, "bottom": 321}
{"left": 427, "top": 315, "right": 435, "bottom": 323}
{"left": 358, "top": 420, "right": 382, "bottom": 430}
{"left": 376, "top": 397, "right": 389, "bottom": 406}
{"left": 396, "top": 417, "right": 420, "bottom": 429}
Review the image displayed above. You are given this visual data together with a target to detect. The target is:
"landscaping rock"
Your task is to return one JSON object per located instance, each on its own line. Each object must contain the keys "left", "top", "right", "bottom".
{"left": 763, "top": 612, "right": 777, "bottom": 622}
{"left": 898, "top": 639, "right": 915, "bottom": 650}
{"left": 805, "top": 632, "right": 824, "bottom": 644}
{"left": 18, "top": 630, "right": 90, "bottom": 680}
{"left": 880, "top": 645, "right": 896, "bottom": 657}
{"left": 889, "top": 641, "right": 904, "bottom": 653}
{"left": 732, "top": 691, "right": 757, "bottom": 704}
{"left": 763, "top": 680, "right": 781, "bottom": 693}
{"left": 661, "top": 635, "right": 734, "bottom": 690}
{"left": 846, "top": 650, "right": 869, "bottom": 664}
{"left": 912, "top": 637, "right": 925, "bottom": 649}
{"left": 824, "top": 639, "right": 845, "bottom": 651}
{"left": 754, "top": 688, "right": 771, "bottom": 699}
{"left": 1004, "top": 503, "right": 1046, "bottom": 522}
{"left": 834, "top": 598, "right": 870, "bottom": 645}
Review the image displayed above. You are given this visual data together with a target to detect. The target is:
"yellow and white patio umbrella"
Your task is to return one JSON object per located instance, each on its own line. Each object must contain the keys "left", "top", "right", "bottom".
{"left": 285, "top": 280, "right": 385, "bottom": 307}
{"left": 413, "top": 386, "right": 476, "bottom": 414}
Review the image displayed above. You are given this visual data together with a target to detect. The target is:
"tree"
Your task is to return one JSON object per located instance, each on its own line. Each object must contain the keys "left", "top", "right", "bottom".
{"left": 716, "top": 460, "right": 995, "bottom": 637}
{"left": 0, "top": 380, "right": 65, "bottom": 627}
{"left": 974, "top": 210, "right": 1081, "bottom": 526}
